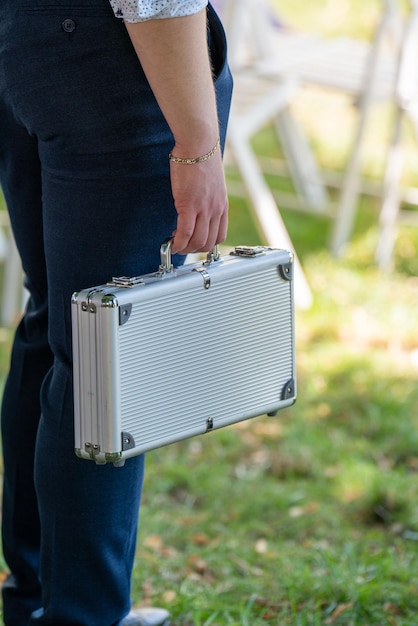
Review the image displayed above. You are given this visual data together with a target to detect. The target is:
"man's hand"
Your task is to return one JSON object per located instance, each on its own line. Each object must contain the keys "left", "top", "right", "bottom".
{"left": 170, "top": 150, "right": 228, "bottom": 254}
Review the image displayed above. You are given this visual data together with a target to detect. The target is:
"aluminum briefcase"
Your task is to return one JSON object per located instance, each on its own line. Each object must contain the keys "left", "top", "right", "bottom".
{"left": 71, "top": 241, "right": 296, "bottom": 466}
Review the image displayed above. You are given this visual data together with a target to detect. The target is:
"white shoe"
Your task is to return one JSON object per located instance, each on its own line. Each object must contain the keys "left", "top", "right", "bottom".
{"left": 121, "top": 607, "right": 170, "bottom": 626}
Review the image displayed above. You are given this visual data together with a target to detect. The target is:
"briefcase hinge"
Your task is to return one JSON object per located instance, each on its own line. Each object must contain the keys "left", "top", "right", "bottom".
{"left": 81, "top": 302, "right": 97, "bottom": 314}
{"left": 84, "top": 442, "right": 101, "bottom": 461}
{"left": 203, "top": 245, "right": 221, "bottom": 265}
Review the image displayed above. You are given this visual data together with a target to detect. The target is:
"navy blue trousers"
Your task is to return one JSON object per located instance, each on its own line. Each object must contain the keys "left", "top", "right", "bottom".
{"left": 0, "top": 2, "right": 232, "bottom": 624}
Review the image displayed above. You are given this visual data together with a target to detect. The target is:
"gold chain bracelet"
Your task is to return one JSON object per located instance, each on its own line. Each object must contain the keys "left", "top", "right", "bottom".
{"left": 169, "top": 137, "right": 220, "bottom": 165}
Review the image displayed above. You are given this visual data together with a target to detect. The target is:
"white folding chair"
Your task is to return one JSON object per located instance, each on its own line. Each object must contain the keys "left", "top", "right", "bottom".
{"left": 219, "top": 0, "right": 338, "bottom": 309}
{"left": 375, "top": 0, "right": 418, "bottom": 269}
{"left": 248, "top": 0, "right": 401, "bottom": 259}
{"left": 0, "top": 210, "right": 26, "bottom": 327}
{"left": 329, "top": 0, "right": 404, "bottom": 257}
{"left": 218, "top": 0, "right": 406, "bottom": 272}
{"left": 222, "top": 0, "right": 329, "bottom": 213}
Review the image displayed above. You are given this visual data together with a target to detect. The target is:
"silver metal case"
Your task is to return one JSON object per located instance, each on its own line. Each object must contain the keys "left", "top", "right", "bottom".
{"left": 71, "top": 245, "right": 296, "bottom": 466}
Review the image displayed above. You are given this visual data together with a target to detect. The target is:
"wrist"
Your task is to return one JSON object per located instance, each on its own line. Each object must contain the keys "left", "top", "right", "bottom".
{"left": 171, "top": 120, "right": 220, "bottom": 156}
{"left": 169, "top": 137, "right": 220, "bottom": 165}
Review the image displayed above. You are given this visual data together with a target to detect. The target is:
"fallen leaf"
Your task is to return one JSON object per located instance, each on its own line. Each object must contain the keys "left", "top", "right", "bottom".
{"left": 325, "top": 603, "right": 353, "bottom": 624}
{"left": 384, "top": 602, "right": 403, "bottom": 616}
{"left": 262, "top": 611, "right": 278, "bottom": 620}
{"left": 141, "top": 580, "right": 153, "bottom": 604}
{"left": 255, "top": 538, "right": 268, "bottom": 554}
{"left": 143, "top": 534, "right": 179, "bottom": 557}
{"left": 254, "top": 596, "right": 288, "bottom": 611}
{"left": 144, "top": 534, "right": 163, "bottom": 549}
{"left": 186, "top": 554, "right": 214, "bottom": 581}
{"left": 288, "top": 502, "right": 319, "bottom": 518}
{"left": 230, "top": 555, "right": 264, "bottom": 577}
{"left": 163, "top": 590, "right": 177, "bottom": 604}
{"left": 191, "top": 532, "right": 211, "bottom": 546}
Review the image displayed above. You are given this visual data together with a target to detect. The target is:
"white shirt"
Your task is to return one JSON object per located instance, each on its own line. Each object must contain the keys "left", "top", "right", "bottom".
{"left": 109, "top": 0, "right": 208, "bottom": 22}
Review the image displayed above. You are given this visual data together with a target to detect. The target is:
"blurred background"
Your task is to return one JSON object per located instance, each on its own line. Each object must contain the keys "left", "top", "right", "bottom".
{"left": 0, "top": 1, "right": 417, "bottom": 624}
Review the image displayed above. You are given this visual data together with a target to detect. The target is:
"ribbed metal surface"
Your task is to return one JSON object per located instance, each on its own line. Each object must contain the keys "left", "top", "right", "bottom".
{"left": 118, "top": 263, "right": 294, "bottom": 450}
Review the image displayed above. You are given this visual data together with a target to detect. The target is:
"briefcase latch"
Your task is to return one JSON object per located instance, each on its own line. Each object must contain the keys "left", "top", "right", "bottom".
{"left": 193, "top": 267, "right": 211, "bottom": 289}
{"left": 107, "top": 276, "right": 145, "bottom": 288}
{"left": 232, "top": 246, "right": 267, "bottom": 257}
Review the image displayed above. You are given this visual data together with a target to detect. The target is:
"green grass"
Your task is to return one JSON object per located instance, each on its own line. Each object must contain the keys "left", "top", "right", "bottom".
{"left": 130, "top": 190, "right": 418, "bottom": 624}
{"left": 2, "top": 181, "right": 417, "bottom": 625}
{"left": 1, "top": 2, "right": 418, "bottom": 624}
{"left": 130, "top": 3, "right": 418, "bottom": 614}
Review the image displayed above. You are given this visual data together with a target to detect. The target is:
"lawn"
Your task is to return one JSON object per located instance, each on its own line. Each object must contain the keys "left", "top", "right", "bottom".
{"left": 0, "top": 1, "right": 418, "bottom": 625}
{"left": 131, "top": 3, "right": 418, "bottom": 624}
{"left": 132, "top": 192, "right": 418, "bottom": 625}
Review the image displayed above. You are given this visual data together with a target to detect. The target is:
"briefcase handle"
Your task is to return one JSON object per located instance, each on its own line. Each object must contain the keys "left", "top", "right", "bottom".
{"left": 159, "top": 237, "right": 220, "bottom": 274}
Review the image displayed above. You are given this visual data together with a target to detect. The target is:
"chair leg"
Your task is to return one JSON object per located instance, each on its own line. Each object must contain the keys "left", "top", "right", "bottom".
{"left": 227, "top": 123, "right": 313, "bottom": 309}
{"left": 2, "top": 231, "right": 25, "bottom": 327}
{"left": 274, "top": 107, "right": 329, "bottom": 212}
{"left": 375, "top": 105, "right": 404, "bottom": 271}
{"left": 377, "top": 1, "right": 418, "bottom": 269}
{"left": 330, "top": 5, "right": 398, "bottom": 257}
{"left": 0, "top": 227, "right": 8, "bottom": 261}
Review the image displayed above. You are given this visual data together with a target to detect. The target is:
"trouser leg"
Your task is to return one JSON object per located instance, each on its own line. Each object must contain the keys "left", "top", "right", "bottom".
{"left": 28, "top": 167, "right": 173, "bottom": 626}
{"left": 0, "top": 102, "right": 52, "bottom": 625}
{"left": 0, "top": 103, "right": 155, "bottom": 626}
{"left": 1, "top": 9, "right": 179, "bottom": 619}
{"left": 0, "top": 2, "right": 232, "bottom": 624}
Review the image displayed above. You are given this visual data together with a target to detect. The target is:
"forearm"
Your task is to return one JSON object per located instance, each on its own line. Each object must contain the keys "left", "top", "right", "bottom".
{"left": 124, "top": 8, "right": 228, "bottom": 255}
{"left": 124, "top": 10, "right": 219, "bottom": 157}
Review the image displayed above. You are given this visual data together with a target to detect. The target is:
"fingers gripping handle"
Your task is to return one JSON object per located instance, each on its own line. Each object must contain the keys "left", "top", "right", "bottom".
{"left": 159, "top": 237, "right": 220, "bottom": 274}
